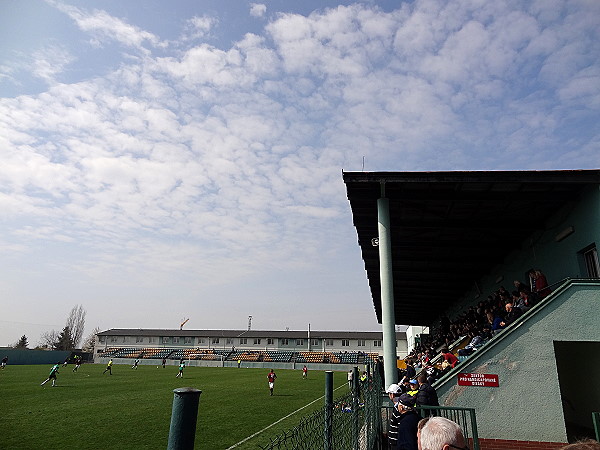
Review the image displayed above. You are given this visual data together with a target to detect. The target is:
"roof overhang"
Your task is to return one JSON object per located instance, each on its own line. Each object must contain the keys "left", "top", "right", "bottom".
{"left": 343, "top": 169, "right": 600, "bottom": 326}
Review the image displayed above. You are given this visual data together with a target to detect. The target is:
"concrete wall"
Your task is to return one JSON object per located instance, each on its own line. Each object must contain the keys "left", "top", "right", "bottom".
{"left": 435, "top": 281, "right": 600, "bottom": 443}
{"left": 95, "top": 356, "right": 362, "bottom": 373}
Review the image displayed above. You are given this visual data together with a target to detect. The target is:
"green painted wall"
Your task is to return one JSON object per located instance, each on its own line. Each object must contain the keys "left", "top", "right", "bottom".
{"left": 447, "top": 185, "right": 600, "bottom": 319}
{"left": 0, "top": 349, "right": 71, "bottom": 365}
{"left": 435, "top": 281, "right": 600, "bottom": 442}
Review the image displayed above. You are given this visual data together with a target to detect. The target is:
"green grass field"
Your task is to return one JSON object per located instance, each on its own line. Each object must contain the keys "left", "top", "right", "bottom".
{"left": 0, "top": 363, "right": 349, "bottom": 449}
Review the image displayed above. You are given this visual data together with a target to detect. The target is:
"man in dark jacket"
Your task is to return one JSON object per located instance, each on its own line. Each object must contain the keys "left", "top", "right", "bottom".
{"left": 415, "top": 374, "right": 439, "bottom": 415}
{"left": 389, "top": 393, "right": 421, "bottom": 450}
{"left": 500, "top": 301, "right": 523, "bottom": 327}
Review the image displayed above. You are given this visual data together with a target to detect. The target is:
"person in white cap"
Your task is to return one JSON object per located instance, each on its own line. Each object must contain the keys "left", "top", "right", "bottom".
{"left": 386, "top": 383, "right": 403, "bottom": 404}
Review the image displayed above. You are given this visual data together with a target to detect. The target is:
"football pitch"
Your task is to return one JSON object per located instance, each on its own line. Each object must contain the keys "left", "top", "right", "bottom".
{"left": 0, "top": 363, "right": 350, "bottom": 449}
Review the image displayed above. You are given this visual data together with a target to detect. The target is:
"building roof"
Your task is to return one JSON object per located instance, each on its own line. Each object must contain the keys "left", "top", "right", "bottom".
{"left": 97, "top": 328, "right": 406, "bottom": 339}
{"left": 343, "top": 169, "right": 600, "bottom": 326}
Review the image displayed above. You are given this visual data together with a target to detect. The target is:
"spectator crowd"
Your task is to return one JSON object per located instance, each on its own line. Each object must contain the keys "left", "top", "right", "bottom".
{"left": 401, "top": 269, "right": 551, "bottom": 384}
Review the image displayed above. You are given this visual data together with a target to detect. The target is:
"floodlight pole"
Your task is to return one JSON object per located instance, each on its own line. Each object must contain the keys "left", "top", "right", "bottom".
{"left": 378, "top": 191, "right": 398, "bottom": 388}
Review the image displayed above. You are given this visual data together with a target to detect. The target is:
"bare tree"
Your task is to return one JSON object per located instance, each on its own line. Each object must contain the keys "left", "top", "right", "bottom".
{"left": 39, "top": 330, "right": 60, "bottom": 349}
{"left": 82, "top": 326, "right": 100, "bottom": 352}
{"left": 65, "top": 305, "right": 86, "bottom": 349}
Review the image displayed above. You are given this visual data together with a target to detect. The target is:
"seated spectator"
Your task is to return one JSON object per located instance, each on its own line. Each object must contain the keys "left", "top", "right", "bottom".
{"left": 487, "top": 311, "right": 505, "bottom": 335}
{"left": 457, "top": 331, "right": 484, "bottom": 356}
{"left": 441, "top": 348, "right": 459, "bottom": 369}
{"left": 512, "top": 290, "right": 528, "bottom": 311}
{"left": 513, "top": 279, "right": 530, "bottom": 294}
{"left": 500, "top": 301, "right": 523, "bottom": 327}
{"left": 425, "top": 363, "right": 442, "bottom": 385}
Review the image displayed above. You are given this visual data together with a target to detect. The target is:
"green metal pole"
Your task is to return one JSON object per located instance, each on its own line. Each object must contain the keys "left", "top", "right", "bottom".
{"left": 324, "top": 371, "right": 333, "bottom": 450}
{"left": 167, "top": 387, "right": 202, "bottom": 450}
{"left": 352, "top": 366, "right": 359, "bottom": 450}
{"left": 378, "top": 194, "right": 398, "bottom": 388}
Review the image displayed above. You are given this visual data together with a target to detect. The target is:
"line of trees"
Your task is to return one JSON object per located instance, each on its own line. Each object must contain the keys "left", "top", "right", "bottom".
{"left": 12, "top": 305, "right": 100, "bottom": 352}
{"left": 38, "top": 305, "right": 91, "bottom": 351}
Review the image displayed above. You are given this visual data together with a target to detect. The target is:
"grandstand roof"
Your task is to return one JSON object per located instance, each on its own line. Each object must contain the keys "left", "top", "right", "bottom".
{"left": 97, "top": 329, "right": 406, "bottom": 339}
{"left": 343, "top": 169, "right": 600, "bottom": 326}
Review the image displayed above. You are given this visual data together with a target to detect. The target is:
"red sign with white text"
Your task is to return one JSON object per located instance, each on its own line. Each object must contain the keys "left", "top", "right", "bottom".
{"left": 457, "top": 373, "right": 499, "bottom": 387}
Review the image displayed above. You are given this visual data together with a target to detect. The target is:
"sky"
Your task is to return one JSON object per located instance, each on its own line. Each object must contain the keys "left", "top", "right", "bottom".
{"left": 0, "top": 0, "right": 599, "bottom": 347}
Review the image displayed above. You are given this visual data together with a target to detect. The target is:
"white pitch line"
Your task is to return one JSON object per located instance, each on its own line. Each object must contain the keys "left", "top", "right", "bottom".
{"left": 226, "top": 384, "right": 347, "bottom": 449}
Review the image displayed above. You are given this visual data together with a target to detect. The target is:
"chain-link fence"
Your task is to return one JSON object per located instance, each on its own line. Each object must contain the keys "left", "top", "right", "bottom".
{"left": 260, "top": 365, "right": 384, "bottom": 450}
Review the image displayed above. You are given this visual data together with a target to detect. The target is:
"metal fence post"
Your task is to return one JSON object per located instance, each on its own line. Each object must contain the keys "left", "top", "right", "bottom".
{"left": 352, "top": 366, "right": 359, "bottom": 450}
{"left": 167, "top": 387, "right": 202, "bottom": 450}
{"left": 324, "top": 371, "right": 333, "bottom": 450}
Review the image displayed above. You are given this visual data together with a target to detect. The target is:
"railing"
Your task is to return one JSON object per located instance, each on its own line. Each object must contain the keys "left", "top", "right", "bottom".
{"left": 418, "top": 406, "right": 479, "bottom": 450}
{"left": 593, "top": 411, "right": 600, "bottom": 441}
{"left": 380, "top": 404, "right": 479, "bottom": 450}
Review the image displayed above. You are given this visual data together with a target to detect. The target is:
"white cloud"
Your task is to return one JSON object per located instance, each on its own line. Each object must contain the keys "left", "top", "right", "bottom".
{"left": 31, "top": 44, "right": 74, "bottom": 84}
{"left": 1, "top": 0, "right": 599, "bottom": 344}
{"left": 250, "top": 3, "right": 267, "bottom": 18}
{"left": 49, "top": 1, "right": 165, "bottom": 51}
{"left": 181, "top": 15, "right": 218, "bottom": 42}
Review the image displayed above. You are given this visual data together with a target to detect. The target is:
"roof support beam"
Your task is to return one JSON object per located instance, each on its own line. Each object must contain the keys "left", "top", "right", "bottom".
{"left": 378, "top": 194, "right": 397, "bottom": 387}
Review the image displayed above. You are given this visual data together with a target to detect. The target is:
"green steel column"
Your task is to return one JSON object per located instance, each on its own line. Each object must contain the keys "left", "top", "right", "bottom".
{"left": 378, "top": 195, "right": 398, "bottom": 387}
{"left": 352, "top": 366, "right": 359, "bottom": 450}
{"left": 324, "top": 371, "right": 333, "bottom": 450}
{"left": 167, "top": 387, "right": 202, "bottom": 450}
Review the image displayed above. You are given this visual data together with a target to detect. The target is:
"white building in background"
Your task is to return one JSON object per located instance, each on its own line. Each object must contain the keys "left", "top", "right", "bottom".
{"left": 94, "top": 328, "right": 408, "bottom": 358}
{"left": 405, "top": 326, "right": 429, "bottom": 354}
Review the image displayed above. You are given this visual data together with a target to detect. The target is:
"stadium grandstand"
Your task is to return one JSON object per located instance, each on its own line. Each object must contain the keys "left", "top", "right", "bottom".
{"left": 91, "top": 169, "right": 600, "bottom": 449}
{"left": 93, "top": 329, "right": 406, "bottom": 371}
{"left": 343, "top": 169, "right": 600, "bottom": 449}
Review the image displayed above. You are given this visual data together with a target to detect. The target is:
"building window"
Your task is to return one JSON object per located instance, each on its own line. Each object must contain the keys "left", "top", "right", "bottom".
{"left": 254, "top": 338, "right": 261, "bottom": 345}
{"left": 99, "top": 336, "right": 105, "bottom": 343}
{"left": 226, "top": 338, "right": 233, "bottom": 345}
{"left": 325, "top": 339, "right": 334, "bottom": 346}
{"left": 281, "top": 339, "right": 289, "bottom": 346}
{"left": 581, "top": 244, "right": 600, "bottom": 277}
{"left": 162, "top": 337, "right": 170, "bottom": 344}
{"left": 122, "top": 337, "right": 126, "bottom": 343}
{"left": 296, "top": 339, "right": 304, "bottom": 346}
{"left": 341, "top": 339, "right": 350, "bottom": 347}
{"left": 240, "top": 338, "right": 247, "bottom": 344}
{"left": 173, "top": 337, "right": 180, "bottom": 344}
{"left": 184, "top": 337, "right": 192, "bottom": 344}
{"left": 374, "top": 340, "right": 382, "bottom": 347}
{"left": 136, "top": 336, "right": 144, "bottom": 343}
{"left": 110, "top": 336, "right": 118, "bottom": 343}
{"left": 198, "top": 338, "right": 205, "bottom": 344}
{"left": 212, "top": 338, "right": 220, "bottom": 344}
{"left": 311, "top": 339, "right": 319, "bottom": 345}
{"left": 267, "top": 338, "right": 274, "bottom": 345}
{"left": 357, "top": 340, "right": 365, "bottom": 347}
